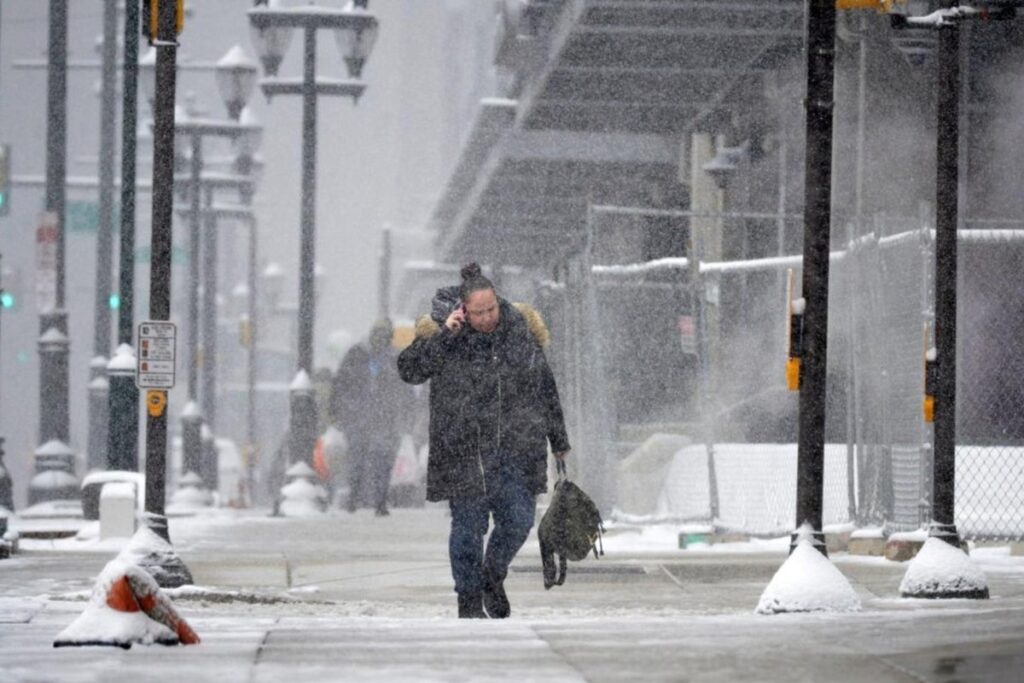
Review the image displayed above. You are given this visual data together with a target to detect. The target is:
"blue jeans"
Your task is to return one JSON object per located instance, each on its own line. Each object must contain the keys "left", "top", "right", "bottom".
{"left": 448, "top": 462, "right": 536, "bottom": 596}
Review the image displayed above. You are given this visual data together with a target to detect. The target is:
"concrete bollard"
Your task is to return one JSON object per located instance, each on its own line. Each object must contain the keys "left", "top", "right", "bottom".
{"left": 100, "top": 482, "right": 137, "bottom": 539}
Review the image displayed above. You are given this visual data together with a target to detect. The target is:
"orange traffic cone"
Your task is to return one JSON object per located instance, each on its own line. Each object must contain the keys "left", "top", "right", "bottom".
{"left": 105, "top": 575, "right": 142, "bottom": 613}
{"left": 104, "top": 571, "right": 200, "bottom": 645}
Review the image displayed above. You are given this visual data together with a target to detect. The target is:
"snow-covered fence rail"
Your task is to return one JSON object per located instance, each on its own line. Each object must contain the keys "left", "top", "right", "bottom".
{"left": 570, "top": 205, "right": 1024, "bottom": 541}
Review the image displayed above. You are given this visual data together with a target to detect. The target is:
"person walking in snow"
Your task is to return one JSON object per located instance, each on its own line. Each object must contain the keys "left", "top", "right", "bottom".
{"left": 330, "top": 318, "right": 413, "bottom": 516}
{"left": 397, "top": 263, "right": 571, "bottom": 619}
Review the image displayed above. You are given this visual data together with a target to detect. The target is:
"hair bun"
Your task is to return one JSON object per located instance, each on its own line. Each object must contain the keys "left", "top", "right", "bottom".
{"left": 460, "top": 262, "right": 482, "bottom": 281}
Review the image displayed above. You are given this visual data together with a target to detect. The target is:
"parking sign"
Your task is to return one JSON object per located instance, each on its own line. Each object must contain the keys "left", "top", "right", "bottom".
{"left": 136, "top": 321, "right": 177, "bottom": 389}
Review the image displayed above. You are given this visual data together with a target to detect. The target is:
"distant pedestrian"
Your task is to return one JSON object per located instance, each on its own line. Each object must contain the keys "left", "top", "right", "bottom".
{"left": 397, "top": 263, "right": 571, "bottom": 619}
{"left": 330, "top": 318, "right": 413, "bottom": 516}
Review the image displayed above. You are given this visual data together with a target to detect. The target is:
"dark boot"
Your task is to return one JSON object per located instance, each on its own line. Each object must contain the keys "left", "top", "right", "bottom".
{"left": 457, "top": 592, "right": 486, "bottom": 619}
{"left": 482, "top": 569, "right": 510, "bottom": 619}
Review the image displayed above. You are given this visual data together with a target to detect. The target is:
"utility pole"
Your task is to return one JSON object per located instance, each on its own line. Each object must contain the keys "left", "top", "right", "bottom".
{"left": 138, "top": 0, "right": 191, "bottom": 588}
{"left": 931, "top": 4, "right": 961, "bottom": 549}
{"left": 895, "top": 1, "right": 995, "bottom": 601}
{"left": 146, "top": 0, "right": 178, "bottom": 536}
{"left": 793, "top": 0, "right": 836, "bottom": 555}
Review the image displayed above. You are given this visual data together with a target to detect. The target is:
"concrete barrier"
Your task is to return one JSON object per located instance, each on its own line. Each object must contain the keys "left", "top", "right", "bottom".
{"left": 100, "top": 482, "right": 137, "bottom": 540}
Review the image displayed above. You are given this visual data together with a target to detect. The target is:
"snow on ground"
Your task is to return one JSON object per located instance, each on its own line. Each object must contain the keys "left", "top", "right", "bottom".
{"left": 3, "top": 507, "right": 1024, "bottom": 681}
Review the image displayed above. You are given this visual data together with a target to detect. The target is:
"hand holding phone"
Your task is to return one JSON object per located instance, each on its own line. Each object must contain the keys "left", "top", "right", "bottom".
{"left": 445, "top": 303, "right": 466, "bottom": 332}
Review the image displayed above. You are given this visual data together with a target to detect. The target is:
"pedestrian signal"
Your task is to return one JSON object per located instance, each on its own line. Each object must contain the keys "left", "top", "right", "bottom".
{"left": 142, "top": 0, "right": 185, "bottom": 45}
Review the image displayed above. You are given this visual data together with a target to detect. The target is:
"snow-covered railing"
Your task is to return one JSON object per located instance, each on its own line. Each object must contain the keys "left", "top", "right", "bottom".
{"left": 589, "top": 226, "right": 1024, "bottom": 278}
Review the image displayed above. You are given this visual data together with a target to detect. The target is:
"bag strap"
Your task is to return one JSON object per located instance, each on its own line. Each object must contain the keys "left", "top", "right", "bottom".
{"left": 556, "top": 554, "right": 567, "bottom": 586}
{"left": 555, "top": 458, "right": 567, "bottom": 481}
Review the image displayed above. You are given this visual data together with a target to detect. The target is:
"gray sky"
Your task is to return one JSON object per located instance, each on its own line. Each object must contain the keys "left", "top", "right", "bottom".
{"left": 0, "top": 0, "right": 492, "bottom": 505}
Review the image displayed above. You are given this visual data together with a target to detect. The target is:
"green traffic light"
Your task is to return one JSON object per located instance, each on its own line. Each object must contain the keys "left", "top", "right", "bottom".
{"left": 108, "top": 293, "right": 121, "bottom": 310}
{"left": 1, "top": 291, "right": 13, "bottom": 309}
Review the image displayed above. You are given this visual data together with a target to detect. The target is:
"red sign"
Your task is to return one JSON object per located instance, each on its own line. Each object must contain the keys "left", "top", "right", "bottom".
{"left": 35, "top": 211, "right": 58, "bottom": 312}
{"left": 678, "top": 315, "right": 697, "bottom": 355}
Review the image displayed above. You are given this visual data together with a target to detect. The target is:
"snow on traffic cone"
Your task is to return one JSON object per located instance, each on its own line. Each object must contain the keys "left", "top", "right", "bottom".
{"left": 54, "top": 559, "right": 199, "bottom": 648}
{"left": 125, "top": 569, "right": 200, "bottom": 644}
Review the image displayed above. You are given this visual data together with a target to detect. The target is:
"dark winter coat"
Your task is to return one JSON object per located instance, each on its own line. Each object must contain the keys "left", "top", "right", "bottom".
{"left": 396, "top": 298, "right": 570, "bottom": 502}
{"left": 330, "top": 344, "right": 413, "bottom": 452}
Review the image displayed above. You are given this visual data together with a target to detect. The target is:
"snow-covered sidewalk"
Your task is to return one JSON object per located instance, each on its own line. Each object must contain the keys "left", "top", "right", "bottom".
{"left": 2, "top": 507, "right": 1024, "bottom": 681}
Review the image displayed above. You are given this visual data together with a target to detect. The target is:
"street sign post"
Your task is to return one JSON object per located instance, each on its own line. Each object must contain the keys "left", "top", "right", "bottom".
{"left": 136, "top": 320, "right": 176, "bottom": 389}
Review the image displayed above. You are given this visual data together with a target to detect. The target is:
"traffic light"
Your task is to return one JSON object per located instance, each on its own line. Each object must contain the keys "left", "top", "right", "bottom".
{"left": 0, "top": 144, "right": 10, "bottom": 217}
{"left": 1, "top": 264, "right": 22, "bottom": 311}
{"left": 109, "top": 293, "right": 121, "bottom": 310}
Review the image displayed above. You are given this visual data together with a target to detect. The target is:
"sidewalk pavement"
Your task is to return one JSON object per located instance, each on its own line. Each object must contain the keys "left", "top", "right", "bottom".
{"left": 2, "top": 506, "right": 1024, "bottom": 682}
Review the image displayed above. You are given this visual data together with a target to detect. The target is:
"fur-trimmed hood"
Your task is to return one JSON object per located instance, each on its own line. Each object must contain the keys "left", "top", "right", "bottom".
{"left": 413, "top": 301, "right": 549, "bottom": 347}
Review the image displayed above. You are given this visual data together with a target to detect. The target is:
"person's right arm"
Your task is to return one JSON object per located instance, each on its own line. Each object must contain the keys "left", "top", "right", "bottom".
{"left": 397, "top": 308, "right": 464, "bottom": 384}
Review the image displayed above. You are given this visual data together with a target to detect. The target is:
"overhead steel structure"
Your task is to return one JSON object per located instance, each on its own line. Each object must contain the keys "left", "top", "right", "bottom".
{"left": 430, "top": 0, "right": 805, "bottom": 266}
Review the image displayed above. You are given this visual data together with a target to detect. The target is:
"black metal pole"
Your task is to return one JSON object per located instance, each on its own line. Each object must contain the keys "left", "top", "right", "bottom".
{"left": 246, "top": 214, "right": 259, "bottom": 504}
{"left": 108, "top": 0, "right": 141, "bottom": 472}
{"left": 200, "top": 185, "right": 218, "bottom": 432}
{"left": 288, "top": 25, "right": 318, "bottom": 467}
{"left": 200, "top": 185, "right": 219, "bottom": 489}
{"left": 187, "top": 136, "right": 202, "bottom": 402}
{"left": 181, "top": 133, "right": 204, "bottom": 480}
{"left": 39, "top": 0, "right": 70, "bottom": 446}
{"left": 793, "top": 0, "right": 836, "bottom": 556}
{"left": 146, "top": 0, "right": 179, "bottom": 537}
{"left": 298, "top": 25, "right": 317, "bottom": 375}
{"left": 931, "top": 14, "right": 960, "bottom": 546}
{"left": 88, "top": 0, "right": 119, "bottom": 473}
{"left": 94, "top": 0, "right": 117, "bottom": 359}
{"left": 119, "top": 0, "right": 139, "bottom": 346}
{"left": 235, "top": 150, "right": 259, "bottom": 505}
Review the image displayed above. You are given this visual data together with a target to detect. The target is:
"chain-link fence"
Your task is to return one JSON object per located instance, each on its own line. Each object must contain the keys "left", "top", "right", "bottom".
{"left": 547, "top": 204, "right": 1024, "bottom": 540}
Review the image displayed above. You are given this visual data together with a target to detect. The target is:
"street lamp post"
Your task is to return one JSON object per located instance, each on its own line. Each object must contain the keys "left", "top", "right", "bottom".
{"left": 107, "top": 0, "right": 143, "bottom": 475}
{"left": 146, "top": 44, "right": 258, "bottom": 495}
{"left": 30, "top": 0, "right": 73, "bottom": 506}
{"left": 248, "top": 0, "right": 378, "bottom": 472}
{"left": 200, "top": 47, "right": 257, "bottom": 456}
{"left": 86, "top": 0, "right": 118, "bottom": 474}
{"left": 171, "top": 114, "right": 260, "bottom": 491}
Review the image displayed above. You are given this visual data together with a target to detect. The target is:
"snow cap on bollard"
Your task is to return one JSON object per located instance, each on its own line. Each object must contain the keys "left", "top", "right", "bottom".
{"left": 899, "top": 536, "right": 989, "bottom": 599}
{"left": 280, "top": 461, "right": 327, "bottom": 516}
{"left": 755, "top": 523, "right": 861, "bottom": 615}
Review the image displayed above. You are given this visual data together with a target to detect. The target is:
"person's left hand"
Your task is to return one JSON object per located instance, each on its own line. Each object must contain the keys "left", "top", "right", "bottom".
{"left": 553, "top": 450, "right": 570, "bottom": 460}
